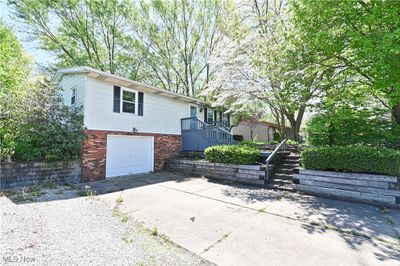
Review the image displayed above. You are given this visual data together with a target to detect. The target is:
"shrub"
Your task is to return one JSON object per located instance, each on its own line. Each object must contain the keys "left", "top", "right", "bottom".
{"left": 306, "top": 107, "right": 400, "bottom": 147}
{"left": 205, "top": 145, "right": 260, "bottom": 165}
{"left": 7, "top": 78, "right": 85, "bottom": 162}
{"left": 302, "top": 146, "right": 400, "bottom": 176}
{"left": 272, "top": 132, "right": 282, "bottom": 142}
{"left": 240, "top": 140, "right": 266, "bottom": 147}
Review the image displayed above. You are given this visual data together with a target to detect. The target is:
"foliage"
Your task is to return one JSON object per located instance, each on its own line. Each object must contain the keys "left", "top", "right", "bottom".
{"left": 12, "top": 79, "right": 85, "bottom": 162}
{"left": 0, "top": 21, "right": 31, "bottom": 159}
{"left": 306, "top": 107, "right": 400, "bottom": 147}
{"left": 272, "top": 132, "right": 282, "bottom": 142}
{"left": 204, "top": 0, "right": 325, "bottom": 141}
{"left": 239, "top": 140, "right": 267, "bottom": 147}
{"left": 302, "top": 147, "right": 400, "bottom": 176}
{"left": 10, "top": 0, "right": 223, "bottom": 96}
{"left": 232, "top": 101, "right": 267, "bottom": 140}
{"left": 292, "top": 0, "right": 400, "bottom": 125}
{"left": 10, "top": 0, "right": 134, "bottom": 76}
{"left": 205, "top": 145, "right": 260, "bottom": 165}
{"left": 134, "top": 0, "right": 223, "bottom": 96}
{"left": 286, "top": 139, "right": 299, "bottom": 145}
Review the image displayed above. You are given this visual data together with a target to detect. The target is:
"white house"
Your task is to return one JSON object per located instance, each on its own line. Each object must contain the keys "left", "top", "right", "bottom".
{"left": 55, "top": 66, "right": 231, "bottom": 181}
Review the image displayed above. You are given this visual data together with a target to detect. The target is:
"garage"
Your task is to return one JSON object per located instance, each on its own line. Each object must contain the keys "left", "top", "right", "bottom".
{"left": 105, "top": 135, "right": 154, "bottom": 178}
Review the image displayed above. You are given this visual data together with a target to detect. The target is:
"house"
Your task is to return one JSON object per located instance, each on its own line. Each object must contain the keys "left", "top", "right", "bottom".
{"left": 232, "top": 121, "right": 281, "bottom": 142}
{"left": 55, "top": 66, "right": 233, "bottom": 182}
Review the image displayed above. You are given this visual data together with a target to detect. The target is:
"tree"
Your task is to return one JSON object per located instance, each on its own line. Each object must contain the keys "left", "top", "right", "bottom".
{"left": 0, "top": 21, "right": 31, "bottom": 159}
{"left": 292, "top": 0, "right": 400, "bottom": 126}
{"left": 10, "top": 0, "right": 223, "bottom": 97}
{"left": 133, "top": 0, "right": 223, "bottom": 96}
{"left": 9, "top": 0, "right": 137, "bottom": 77}
{"left": 205, "top": 0, "right": 325, "bottom": 141}
{"left": 232, "top": 101, "right": 266, "bottom": 140}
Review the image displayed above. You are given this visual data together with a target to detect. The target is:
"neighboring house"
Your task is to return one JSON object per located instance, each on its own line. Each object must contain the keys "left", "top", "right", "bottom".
{"left": 55, "top": 67, "right": 232, "bottom": 182}
{"left": 232, "top": 121, "right": 281, "bottom": 142}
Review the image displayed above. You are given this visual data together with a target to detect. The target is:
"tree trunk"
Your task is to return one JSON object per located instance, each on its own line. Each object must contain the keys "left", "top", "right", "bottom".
{"left": 392, "top": 102, "right": 400, "bottom": 125}
{"left": 285, "top": 105, "right": 306, "bottom": 142}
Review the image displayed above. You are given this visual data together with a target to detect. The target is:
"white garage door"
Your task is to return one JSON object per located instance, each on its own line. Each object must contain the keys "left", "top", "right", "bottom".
{"left": 106, "top": 135, "right": 154, "bottom": 178}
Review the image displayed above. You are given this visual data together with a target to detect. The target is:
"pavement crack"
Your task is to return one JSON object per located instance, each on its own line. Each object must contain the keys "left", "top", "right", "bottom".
{"left": 159, "top": 184, "right": 400, "bottom": 247}
{"left": 201, "top": 232, "right": 232, "bottom": 255}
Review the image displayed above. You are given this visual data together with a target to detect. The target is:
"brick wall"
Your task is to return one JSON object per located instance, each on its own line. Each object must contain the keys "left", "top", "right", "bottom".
{"left": 1, "top": 161, "right": 81, "bottom": 189}
{"left": 82, "top": 130, "right": 181, "bottom": 182}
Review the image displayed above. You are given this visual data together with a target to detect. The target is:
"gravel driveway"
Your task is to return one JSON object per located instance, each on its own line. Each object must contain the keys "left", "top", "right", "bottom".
{"left": 0, "top": 186, "right": 211, "bottom": 266}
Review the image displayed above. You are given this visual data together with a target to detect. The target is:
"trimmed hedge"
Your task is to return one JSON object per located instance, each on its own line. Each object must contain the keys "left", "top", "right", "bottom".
{"left": 302, "top": 146, "right": 400, "bottom": 176}
{"left": 205, "top": 145, "right": 260, "bottom": 165}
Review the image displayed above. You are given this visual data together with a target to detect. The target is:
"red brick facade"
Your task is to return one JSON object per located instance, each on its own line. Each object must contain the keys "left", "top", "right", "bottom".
{"left": 82, "top": 130, "right": 181, "bottom": 182}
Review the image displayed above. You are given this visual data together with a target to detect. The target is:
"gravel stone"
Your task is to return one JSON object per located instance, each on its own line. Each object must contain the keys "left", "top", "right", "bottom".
{"left": 0, "top": 186, "right": 212, "bottom": 266}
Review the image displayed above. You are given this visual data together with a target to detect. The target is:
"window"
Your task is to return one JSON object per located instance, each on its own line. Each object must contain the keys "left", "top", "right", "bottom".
{"left": 207, "top": 109, "right": 214, "bottom": 122}
{"left": 122, "top": 90, "right": 136, "bottom": 114}
{"left": 70, "top": 88, "right": 76, "bottom": 105}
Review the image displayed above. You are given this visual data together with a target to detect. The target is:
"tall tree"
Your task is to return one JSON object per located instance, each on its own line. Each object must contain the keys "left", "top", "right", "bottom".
{"left": 0, "top": 21, "right": 31, "bottom": 159}
{"left": 9, "top": 0, "right": 137, "bottom": 77}
{"left": 292, "top": 0, "right": 400, "bottom": 125}
{"left": 133, "top": 0, "right": 223, "bottom": 96}
{"left": 206, "top": 0, "right": 325, "bottom": 140}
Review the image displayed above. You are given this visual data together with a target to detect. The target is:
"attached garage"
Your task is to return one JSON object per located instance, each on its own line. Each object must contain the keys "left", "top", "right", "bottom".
{"left": 105, "top": 135, "right": 154, "bottom": 178}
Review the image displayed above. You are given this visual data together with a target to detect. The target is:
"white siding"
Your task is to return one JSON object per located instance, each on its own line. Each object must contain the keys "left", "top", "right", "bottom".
{"left": 59, "top": 74, "right": 86, "bottom": 109}
{"left": 84, "top": 77, "right": 191, "bottom": 134}
{"left": 232, "top": 123, "right": 276, "bottom": 142}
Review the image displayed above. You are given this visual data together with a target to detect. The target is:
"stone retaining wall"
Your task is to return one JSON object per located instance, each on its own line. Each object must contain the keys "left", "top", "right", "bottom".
{"left": 1, "top": 161, "right": 81, "bottom": 189}
{"left": 294, "top": 169, "right": 400, "bottom": 208}
{"left": 166, "top": 158, "right": 271, "bottom": 186}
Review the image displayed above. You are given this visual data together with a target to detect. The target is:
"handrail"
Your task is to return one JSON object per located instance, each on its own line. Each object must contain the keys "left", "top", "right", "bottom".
{"left": 264, "top": 139, "right": 287, "bottom": 187}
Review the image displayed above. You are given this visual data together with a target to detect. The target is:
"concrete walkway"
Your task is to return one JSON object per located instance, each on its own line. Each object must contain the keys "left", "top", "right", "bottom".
{"left": 89, "top": 172, "right": 399, "bottom": 266}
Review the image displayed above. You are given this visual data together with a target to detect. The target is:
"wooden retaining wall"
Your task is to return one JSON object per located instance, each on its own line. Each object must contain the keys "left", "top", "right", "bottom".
{"left": 294, "top": 169, "right": 400, "bottom": 208}
{"left": 166, "top": 159, "right": 271, "bottom": 186}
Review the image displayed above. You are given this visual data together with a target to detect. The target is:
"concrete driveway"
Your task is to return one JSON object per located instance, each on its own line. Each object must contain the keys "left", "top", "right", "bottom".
{"left": 90, "top": 172, "right": 400, "bottom": 266}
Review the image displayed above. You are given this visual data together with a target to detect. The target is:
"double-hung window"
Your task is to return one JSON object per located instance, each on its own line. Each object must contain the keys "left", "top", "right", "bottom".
{"left": 122, "top": 89, "right": 136, "bottom": 114}
{"left": 70, "top": 88, "right": 76, "bottom": 105}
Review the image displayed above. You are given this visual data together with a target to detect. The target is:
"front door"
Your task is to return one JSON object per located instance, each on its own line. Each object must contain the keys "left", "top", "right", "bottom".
{"left": 190, "top": 106, "right": 198, "bottom": 129}
{"left": 190, "top": 105, "right": 197, "bottom": 117}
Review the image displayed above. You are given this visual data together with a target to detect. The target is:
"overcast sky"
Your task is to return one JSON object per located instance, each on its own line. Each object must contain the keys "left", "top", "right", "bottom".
{"left": 0, "top": 0, "right": 54, "bottom": 66}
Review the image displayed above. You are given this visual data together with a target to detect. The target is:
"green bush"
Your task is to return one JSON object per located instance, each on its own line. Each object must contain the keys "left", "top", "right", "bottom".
{"left": 205, "top": 145, "right": 260, "bottom": 165}
{"left": 3, "top": 78, "right": 85, "bottom": 162}
{"left": 240, "top": 140, "right": 266, "bottom": 147}
{"left": 306, "top": 107, "right": 400, "bottom": 147}
{"left": 302, "top": 146, "right": 400, "bottom": 176}
{"left": 272, "top": 132, "right": 282, "bottom": 142}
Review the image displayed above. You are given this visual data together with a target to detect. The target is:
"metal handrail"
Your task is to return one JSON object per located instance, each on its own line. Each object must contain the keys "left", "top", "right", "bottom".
{"left": 264, "top": 139, "right": 287, "bottom": 187}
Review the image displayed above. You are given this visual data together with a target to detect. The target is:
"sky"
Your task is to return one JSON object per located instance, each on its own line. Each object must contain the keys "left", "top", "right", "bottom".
{"left": 0, "top": 0, "right": 54, "bottom": 66}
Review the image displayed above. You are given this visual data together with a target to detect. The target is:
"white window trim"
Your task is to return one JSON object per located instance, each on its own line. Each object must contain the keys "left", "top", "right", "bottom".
{"left": 70, "top": 87, "right": 76, "bottom": 106}
{"left": 120, "top": 87, "right": 137, "bottom": 115}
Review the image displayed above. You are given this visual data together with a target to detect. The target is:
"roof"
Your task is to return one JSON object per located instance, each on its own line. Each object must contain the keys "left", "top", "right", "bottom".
{"left": 53, "top": 66, "right": 209, "bottom": 106}
{"left": 238, "top": 120, "right": 284, "bottom": 129}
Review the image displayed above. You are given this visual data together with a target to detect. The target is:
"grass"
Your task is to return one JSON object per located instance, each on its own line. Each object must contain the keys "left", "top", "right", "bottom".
{"left": 2, "top": 186, "right": 46, "bottom": 202}
{"left": 41, "top": 180, "right": 58, "bottom": 189}
{"left": 121, "top": 232, "right": 133, "bottom": 243}
{"left": 151, "top": 227, "right": 158, "bottom": 236}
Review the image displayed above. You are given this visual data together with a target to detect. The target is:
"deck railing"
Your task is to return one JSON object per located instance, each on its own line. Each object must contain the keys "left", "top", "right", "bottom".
{"left": 181, "top": 117, "right": 235, "bottom": 151}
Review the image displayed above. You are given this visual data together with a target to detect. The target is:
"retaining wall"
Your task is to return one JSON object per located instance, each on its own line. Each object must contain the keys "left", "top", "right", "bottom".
{"left": 294, "top": 169, "right": 400, "bottom": 208}
{"left": 1, "top": 161, "right": 81, "bottom": 189}
{"left": 166, "top": 158, "right": 271, "bottom": 186}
